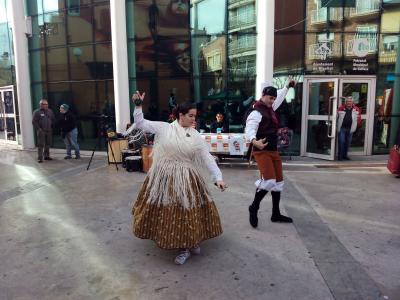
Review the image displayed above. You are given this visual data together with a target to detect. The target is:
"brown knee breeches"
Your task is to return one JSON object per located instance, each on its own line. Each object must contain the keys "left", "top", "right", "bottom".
{"left": 252, "top": 151, "right": 283, "bottom": 181}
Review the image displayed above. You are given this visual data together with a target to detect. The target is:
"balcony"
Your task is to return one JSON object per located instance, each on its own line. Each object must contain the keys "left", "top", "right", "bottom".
{"left": 229, "top": 66, "right": 256, "bottom": 77}
{"left": 379, "top": 50, "right": 397, "bottom": 64}
{"left": 228, "top": 0, "right": 254, "bottom": 9}
{"left": 229, "top": 12, "right": 256, "bottom": 32}
{"left": 228, "top": 36, "right": 257, "bottom": 55}
{"left": 346, "top": 38, "right": 377, "bottom": 56}
{"left": 308, "top": 41, "right": 342, "bottom": 60}
{"left": 310, "top": 8, "right": 343, "bottom": 26}
{"left": 349, "top": 0, "right": 380, "bottom": 19}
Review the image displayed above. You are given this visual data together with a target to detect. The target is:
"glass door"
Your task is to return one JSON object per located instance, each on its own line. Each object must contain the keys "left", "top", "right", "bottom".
{"left": 302, "top": 78, "right": 338, "bottom": 160}
{"left": 302, "top": 77, "right": 376, "bottom": 160}
{"left": 0, "top": 87, "right": 17, "bottom": 144}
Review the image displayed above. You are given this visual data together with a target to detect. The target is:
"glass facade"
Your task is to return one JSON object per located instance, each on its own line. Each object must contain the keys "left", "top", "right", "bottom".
{"left": 16, "top": 0, "right": 398, "bottom": 155}
{"left": 273, "top": 0, "right": 306, "bottom": 155}
{"left": 0, "top": 0, "right": 14, "bottom": 87}
{"left": 271, "top": 0, "right": 399, "bottom": 155}
{"left": 192, "top": 0, "right": 257, "bottom": 133}
{"left": 27, "top": 0, "right": 112, "bottom": 150}
{"left": 304, "top": 0, "right": 380, "bottom": 75}
{"left": 374, "top": 0, "right": 400, "bottom": 154}
{"left": 0, "top": 0, "right": 20, "bottom": 144}
{"left": 125, "top": 0, "right": 257, "bottom": 133}
{"left": 126, "top": 0, "right": 191, "bottom": 122}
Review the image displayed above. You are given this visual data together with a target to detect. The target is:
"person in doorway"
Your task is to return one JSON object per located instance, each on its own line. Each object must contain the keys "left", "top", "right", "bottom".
{"left": 245, "top": 80, "right": 296, "bottom": 228}
{"left": 337, "top": 96, "right": 361, "bottom": 161}
{"left": 131, "top": 91, "right": 227, "bottom": 265}
{"left": 210, "top": 113, "right": 229, "bottom": 133}
{"left": 32, "top": 99, "right": 55, "bottom": 163}
{"left": 58, "top": 104, "right": 80, "bottom": 159}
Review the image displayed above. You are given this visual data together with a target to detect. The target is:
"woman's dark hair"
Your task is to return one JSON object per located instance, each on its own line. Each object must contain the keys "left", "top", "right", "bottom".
{"left": 172, "top": 101, "right": 196, "bottom": 119}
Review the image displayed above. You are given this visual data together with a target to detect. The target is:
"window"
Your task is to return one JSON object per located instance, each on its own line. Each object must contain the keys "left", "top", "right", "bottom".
{"left": 317, "top": 33, "right": 334, "bottom": 42}
{"left": 236, "top": 4, "right": 255, "bottom": 23}
{"left": 356, "top": 25, "right": 378, "bottom": 37}
{"left": 67, "top": 0, "right": 80, "bottom": 16}
{"left": 355, "top": 25, "right": 378, "bottom": 52}
{"left": 215, "top": 53, "right": 221, "bottom": 67}
{"left": 382, "top": 36, "right": 398, "bottom": 51}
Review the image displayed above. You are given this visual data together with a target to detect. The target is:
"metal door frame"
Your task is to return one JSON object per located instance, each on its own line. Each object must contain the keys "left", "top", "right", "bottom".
{"left": 0, "top": 85, "right": 18, "bottom": 144}
{"left": 301, "top": 75, "right": 376, "bottom": 160}
{"left": 301, "top": 77, "right": 339, "bottom": 160}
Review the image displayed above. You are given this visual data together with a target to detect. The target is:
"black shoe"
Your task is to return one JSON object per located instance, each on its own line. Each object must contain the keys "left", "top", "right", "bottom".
{"left": 249, "top": 205, "right": 258, "bottom": 228}
{"left": 64, "top": 156, "right": 72, "bottom": 159}
{"left": 38, "top": 159, "right": 43, "bottom": 163}
{"left": 343, "top": 156, "right": 350, "bottom": 160}
{"left": 271, "top": 214, "right": 293, "bottom": 223}
{"left": 44, "top": 157, "right": 53, "bottom": 160}
{"left": 75, "top": 155, "right": 81, "bottom": 159}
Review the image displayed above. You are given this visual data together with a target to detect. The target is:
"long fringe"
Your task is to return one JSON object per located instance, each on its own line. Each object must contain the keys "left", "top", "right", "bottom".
{"left": 146, "top": 159, "right": 210, "bottom": 209}
{"left": 144, "top": 121, "right": 212, "bottom": 210}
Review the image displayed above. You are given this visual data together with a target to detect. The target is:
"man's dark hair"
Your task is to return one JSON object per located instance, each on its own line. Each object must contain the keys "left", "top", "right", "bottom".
{"left": 262, "top": 86, "right": 277, "bottom": 97}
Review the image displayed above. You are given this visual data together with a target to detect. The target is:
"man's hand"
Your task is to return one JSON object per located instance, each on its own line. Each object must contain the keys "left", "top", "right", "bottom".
{"left": 252, "top": 138, "right": 268, "bottom": 150}
{"left": 132, "top": 91, "right": 145, "bottom": 106}
{"left": 286, "top": 76, "right": 296, "bottom": 88}
{"left": 215, "top": 181, "right": 227, "bottom": 191}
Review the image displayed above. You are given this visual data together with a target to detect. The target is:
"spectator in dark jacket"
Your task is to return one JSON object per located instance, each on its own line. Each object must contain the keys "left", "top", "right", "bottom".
{"left": 58, "top": 104, "right": 80, "bottom": 159}
{"left": 210, "top": 113, "right": 229, "bottom": 133}
{"left": 32, "top": 99, "right": 55, "bottom": 163}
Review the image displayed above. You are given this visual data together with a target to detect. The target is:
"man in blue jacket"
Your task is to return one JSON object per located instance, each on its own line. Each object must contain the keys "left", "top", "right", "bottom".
{"left": 58, "top": 104, "right": 80, "bottom": 159}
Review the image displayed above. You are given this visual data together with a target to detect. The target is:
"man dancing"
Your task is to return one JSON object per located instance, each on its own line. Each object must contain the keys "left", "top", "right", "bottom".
{"left": 245, "top": 80, "right": 295, "bottom": 227}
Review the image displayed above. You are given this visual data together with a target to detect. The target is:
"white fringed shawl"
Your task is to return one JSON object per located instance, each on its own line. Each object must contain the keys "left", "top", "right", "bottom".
{"left": 146, "top": 121, "right": 212, "bottom": 209}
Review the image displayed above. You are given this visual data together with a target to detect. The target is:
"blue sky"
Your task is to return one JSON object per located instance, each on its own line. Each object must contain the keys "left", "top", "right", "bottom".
{"left": 192, "top": 0, "right": 226, "bottom": 34}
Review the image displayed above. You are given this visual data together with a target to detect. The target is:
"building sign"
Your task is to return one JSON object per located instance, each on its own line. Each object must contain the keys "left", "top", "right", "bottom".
{"left": 352, "top": 38, "right": 369, "bottom": 57}
{"left": 315, "top": 42, "right": 332, "bottom": 60}
{"left": 312, "top": 42, "right": 334, "bottom": 72}
{"left": 351, "top": 38, "right": 370, "bottom": 72}
{"left": 352, "top": 59, "right": 369, "bottom": 71}
{"left": 321, "top": 0, "right": 355, "bottom": 7}
{"left": 313, "top": 62, "right": 334, "bottom": 72}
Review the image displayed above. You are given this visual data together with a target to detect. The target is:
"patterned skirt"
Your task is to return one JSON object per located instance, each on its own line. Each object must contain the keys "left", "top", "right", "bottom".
{"left": 132, "top": 176, "right": 223, "bottom": 250}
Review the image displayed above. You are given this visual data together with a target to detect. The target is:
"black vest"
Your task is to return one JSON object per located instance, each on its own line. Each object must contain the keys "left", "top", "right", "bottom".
{"left": 253, "top": 101, "right": 279, "bottom": 151}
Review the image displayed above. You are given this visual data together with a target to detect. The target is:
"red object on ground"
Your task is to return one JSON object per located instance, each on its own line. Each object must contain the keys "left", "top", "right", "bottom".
{"left": 387, "top": 147, "right": 400, "bottom": 174}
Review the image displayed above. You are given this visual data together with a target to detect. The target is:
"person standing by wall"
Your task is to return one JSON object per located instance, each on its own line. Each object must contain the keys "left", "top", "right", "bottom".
{"left": 32, "top": 99, "right": 55, "bottom": 163}
{"left": 58, "top": 104, "right": 80, "bottom": 159}
{"left": 337, "top": 97, "right": 361, "bottom": 161}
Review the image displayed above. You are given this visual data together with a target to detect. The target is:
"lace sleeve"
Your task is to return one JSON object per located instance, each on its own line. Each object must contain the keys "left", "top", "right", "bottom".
{"left": 133, "top": 107, "right": 169, "bottom": 135}
{"left": 200, "top": 146, "right": 223, "bottom": 182}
